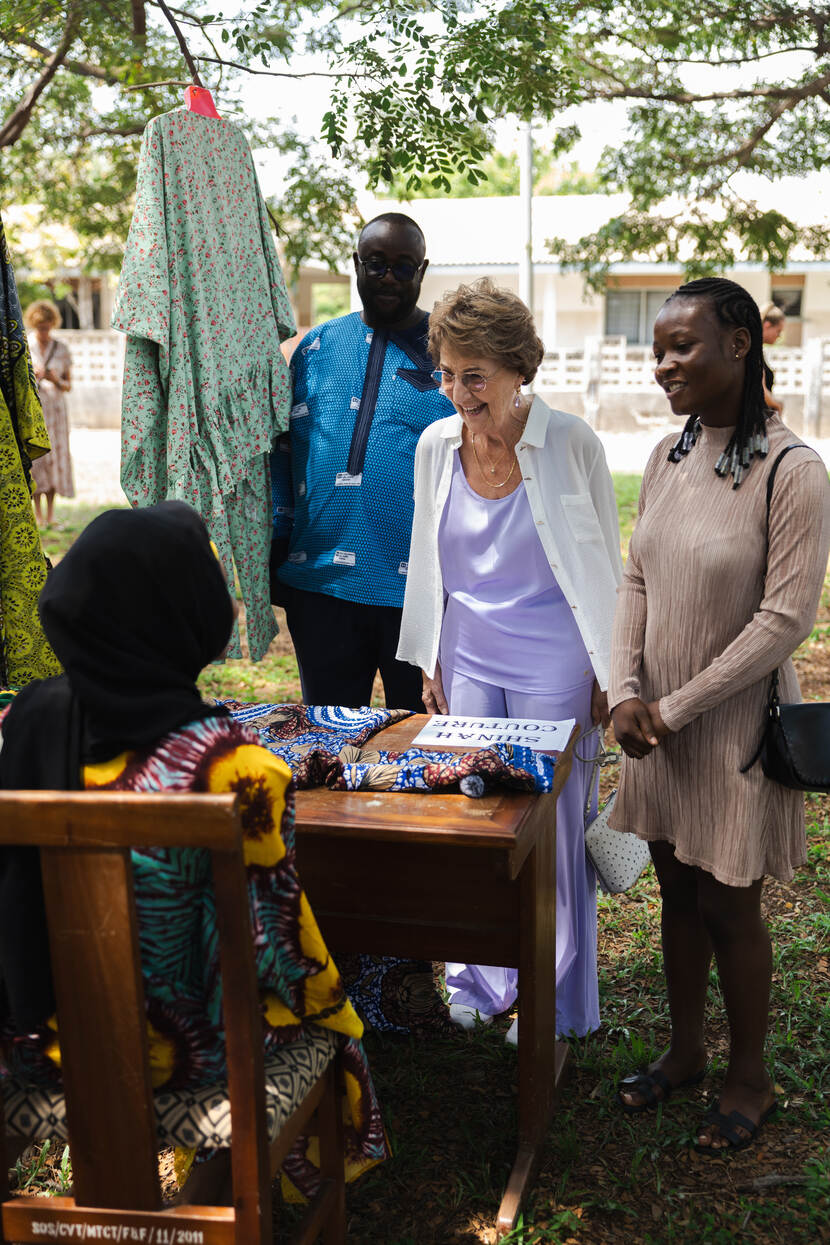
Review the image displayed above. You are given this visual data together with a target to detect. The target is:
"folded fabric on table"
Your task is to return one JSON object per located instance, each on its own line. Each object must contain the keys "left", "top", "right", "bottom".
{"left": 221, "top": 701, "right": 557, "bottom": 794}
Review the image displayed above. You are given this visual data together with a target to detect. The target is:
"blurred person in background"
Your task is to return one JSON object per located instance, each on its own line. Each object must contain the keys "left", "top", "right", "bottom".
{"left": 759, "top": 301, "right": 785, "bottom": 407}
{"left": 24, "top": 300, "right": 74, "bottom": 527}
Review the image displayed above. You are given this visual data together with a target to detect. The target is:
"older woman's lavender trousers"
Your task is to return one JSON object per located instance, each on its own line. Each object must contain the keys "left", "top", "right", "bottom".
{"left": 438, "top": 461, "right": 600, "bottom": 1038}
{"left": 442, "top": 671, "right": 600, "bottom": 1037}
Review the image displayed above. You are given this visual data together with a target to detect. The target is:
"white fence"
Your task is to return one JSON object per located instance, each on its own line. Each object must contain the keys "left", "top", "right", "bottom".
{"left": 55, "top": 330, "right": 125, "bottom": 387}
{"left": 58, "top": 329, "right": 830, "bottom": 396}
{"left": 53, "top": 331, "right": 829, "bottom": 434}
{"left": 536, "top": 336, "right": 830, "bottom": 395}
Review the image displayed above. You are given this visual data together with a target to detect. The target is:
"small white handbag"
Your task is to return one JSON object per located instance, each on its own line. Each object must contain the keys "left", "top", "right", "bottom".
{"left": 579, "top": 730, "right": 651, "bottom": 894}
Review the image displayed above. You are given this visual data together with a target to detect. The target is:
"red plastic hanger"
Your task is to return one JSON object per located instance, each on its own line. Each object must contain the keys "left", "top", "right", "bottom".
{"left": 184, "top": 84, "right": 220, "bottom": 118}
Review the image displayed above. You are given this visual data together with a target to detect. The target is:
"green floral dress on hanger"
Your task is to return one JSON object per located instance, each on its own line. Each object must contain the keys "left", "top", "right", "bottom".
{"left": 0, "top": 214, "right": 61, "bottom": 688}
{"left": 113, "top": 110, "right": 296, "bottom": 661}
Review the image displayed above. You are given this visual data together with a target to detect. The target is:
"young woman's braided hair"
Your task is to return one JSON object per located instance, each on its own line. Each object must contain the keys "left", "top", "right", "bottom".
{"left": 664, "top": 277, "right": 769, "bottom": 487}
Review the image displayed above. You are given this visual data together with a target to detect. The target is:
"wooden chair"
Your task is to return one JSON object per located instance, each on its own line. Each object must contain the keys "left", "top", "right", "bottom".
{"left": 0, "top": 791, "right": 346, "bottom": 1244}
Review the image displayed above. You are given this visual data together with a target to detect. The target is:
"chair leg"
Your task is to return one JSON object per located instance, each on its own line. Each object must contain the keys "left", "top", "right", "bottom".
{"left": 316, "top": 1062, "right": 345, "bottom": 1245}
{"left": 175, "top": 1150, "right": 234, "bottom": 1207}
{"left": 0, "top": 1135, "right": 9, "bottom": 1202}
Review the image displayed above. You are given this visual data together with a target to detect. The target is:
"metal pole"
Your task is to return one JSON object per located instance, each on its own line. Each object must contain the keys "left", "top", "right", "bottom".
{"left": 518, "top": 120, "right": 533, "bottom": 316}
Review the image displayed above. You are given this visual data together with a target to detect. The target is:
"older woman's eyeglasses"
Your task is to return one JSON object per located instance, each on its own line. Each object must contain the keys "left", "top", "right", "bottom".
{"left": 431, "top": 368, "right": 501, "bottom": 394}
{"left": 357, "top": 257, "right": 421, "bottom": 281}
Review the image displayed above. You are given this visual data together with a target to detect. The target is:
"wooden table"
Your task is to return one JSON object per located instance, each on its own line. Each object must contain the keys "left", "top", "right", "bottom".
{"left": 294, "top": 715, "right": 575, "bottom": 1238}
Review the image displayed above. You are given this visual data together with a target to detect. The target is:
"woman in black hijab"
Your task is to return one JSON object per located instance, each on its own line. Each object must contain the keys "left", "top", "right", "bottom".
{"left": 0, "top": 502, "right": 386, "bottom": 1194}
{"left": 0, "top": 501, "right": 233, "bottom": 1029}
{"left": 3, "top": 500, "right": 234, "bottom": 787}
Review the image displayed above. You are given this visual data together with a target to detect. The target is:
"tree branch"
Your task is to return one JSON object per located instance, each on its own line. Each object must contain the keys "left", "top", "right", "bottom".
{"left": 152, "top": 0, "right": 203, "bottom": 85}
{"left": 132, "top": 1, "right": 146, "bottom": 40}
{"left": 579, "top": 53, "right": 830, "bottom": 105}
{"left": 0, "top": 33, "right": 118, "bottom": 83}
{"left": 122, "top": 79, "right": 191, "bottom": 91}
{"left": 0, "top": 2, "right": 81, "bottom": 147}
{"left": 713, "top": 100, "right": 791, "bottom": 168}
{"left": 197, "top": 53, "right": 373, "bottom": 80}
{"left": 76, "top": 122, "right": 147, "bottom": 139}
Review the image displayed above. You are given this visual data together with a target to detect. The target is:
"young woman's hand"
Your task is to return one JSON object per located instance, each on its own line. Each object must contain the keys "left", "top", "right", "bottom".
{"left": 590, "top": 679, "right": 610, "bottom": 728}
{"left": 644, "top": 699, "right": 670, "bottom": 740}
{"left": 611, "top": 697, "right": 669, "bottom": 758}
{"left": 421, "top": 663, "right": 448, "bottom": 715}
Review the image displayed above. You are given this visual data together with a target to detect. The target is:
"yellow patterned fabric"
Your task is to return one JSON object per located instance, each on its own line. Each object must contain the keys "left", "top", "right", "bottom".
{"left": 0, "top": 216, "right": 60, "bottom": 688}
{"left": 2, "top": 715, "right": 387, "bottom": 1198}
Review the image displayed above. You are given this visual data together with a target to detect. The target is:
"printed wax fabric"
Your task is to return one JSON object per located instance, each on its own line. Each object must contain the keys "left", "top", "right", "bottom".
{"left": 0, "top": 713, "right": 387, "bottom": 1195}
{"left": 222, "top": 700, "right": 562, "bottom": 1036}
{"left": 223, "top": 700, "right": 558, "bottom": 793}
{"left": 113, "top": 108, "right": 297, "bottom": 661}
{"left": 0, "top": 214, "right": 60, "bottom": 688}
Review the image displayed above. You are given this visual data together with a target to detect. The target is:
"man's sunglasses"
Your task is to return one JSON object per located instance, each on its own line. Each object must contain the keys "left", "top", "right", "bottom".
{"left": 357, "top": 257, "right": 422, "bottom": 282}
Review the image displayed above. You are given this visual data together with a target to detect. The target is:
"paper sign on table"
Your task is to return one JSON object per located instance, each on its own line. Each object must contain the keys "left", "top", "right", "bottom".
{"left": 411, "top": 715, "right": 576, "bottom": 751}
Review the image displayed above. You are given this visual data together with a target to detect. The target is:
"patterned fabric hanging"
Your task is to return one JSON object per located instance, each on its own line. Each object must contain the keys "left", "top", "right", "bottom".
{"left": 113, "top": 109, "right": 297, "bottom": 662}
{"left": 0, "top": 213, "right": 60, "bottom": 688}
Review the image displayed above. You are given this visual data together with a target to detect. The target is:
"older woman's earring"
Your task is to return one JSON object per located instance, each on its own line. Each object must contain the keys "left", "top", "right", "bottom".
{"left": 514, "top": 389, "right": 522, "bottom": 408}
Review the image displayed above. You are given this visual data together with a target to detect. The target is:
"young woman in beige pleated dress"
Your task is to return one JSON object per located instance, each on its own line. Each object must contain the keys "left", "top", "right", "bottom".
{"left": 608, "top": 278, "right": 830, "bottom": 1154}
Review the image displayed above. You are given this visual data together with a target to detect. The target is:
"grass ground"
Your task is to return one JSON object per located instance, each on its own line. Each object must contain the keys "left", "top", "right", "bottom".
{"left": 17, "top": 480, "right": 830, "bottom": 1243}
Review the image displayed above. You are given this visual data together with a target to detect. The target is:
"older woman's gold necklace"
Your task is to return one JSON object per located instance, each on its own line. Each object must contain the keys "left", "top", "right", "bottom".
{"left": 471, "top": 434, "right": 517, "bottom": 488}
{"left": 471, "top": 432, "right": 509, "bottom": 475}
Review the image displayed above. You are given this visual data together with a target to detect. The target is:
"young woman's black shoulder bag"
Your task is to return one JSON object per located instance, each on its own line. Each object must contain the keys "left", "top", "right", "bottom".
{"left": 740, "top": 444, "right": 830, "bottom": 792}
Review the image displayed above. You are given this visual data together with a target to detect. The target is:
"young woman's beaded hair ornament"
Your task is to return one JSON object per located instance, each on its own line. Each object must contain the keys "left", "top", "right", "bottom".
{"left": 664, "top": 277, "right": 769, "bottom": 488}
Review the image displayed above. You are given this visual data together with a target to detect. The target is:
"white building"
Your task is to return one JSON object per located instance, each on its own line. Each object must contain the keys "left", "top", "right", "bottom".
{"left": 354, "top": 191, "right": 830, "bottom": 432}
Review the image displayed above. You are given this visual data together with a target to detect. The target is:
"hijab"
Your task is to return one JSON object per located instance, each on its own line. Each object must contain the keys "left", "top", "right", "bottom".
{"left": 0, "top": 501, "right": 235, "bottom": 1030}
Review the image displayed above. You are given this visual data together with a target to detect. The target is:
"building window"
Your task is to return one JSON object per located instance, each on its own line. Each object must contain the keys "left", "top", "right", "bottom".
{"left": 604, "top": 289, "right": 672, "bottom": 344}
{"left": 55, "top": 297, "right": 81, "bottom": 329}
{"left": 771, "top": 286, "right": 802, "bottom": 318}
{"left": 53, "top": 277, "right": 103, "bottom": 330}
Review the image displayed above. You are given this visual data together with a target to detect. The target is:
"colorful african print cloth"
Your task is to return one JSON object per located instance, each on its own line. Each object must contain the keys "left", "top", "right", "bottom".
{"left": 0, "top": 714, "right": 387, "bottom": 1194}
{"left": 113, "top": 109, "right": 296, "bottom": 662}
{"left": 0, "top": 214, "right": 60, "bottom": 689}
{"left": 222, "top": 701, "right": 558, "bottom": 793}
{"left": 271, "top": 311, "right": 448, "bottom": 607}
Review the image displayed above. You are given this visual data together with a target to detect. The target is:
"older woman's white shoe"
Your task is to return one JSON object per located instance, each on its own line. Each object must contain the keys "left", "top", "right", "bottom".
{"left": 448, "top": 1003, "right": 494, "bottom": 1030}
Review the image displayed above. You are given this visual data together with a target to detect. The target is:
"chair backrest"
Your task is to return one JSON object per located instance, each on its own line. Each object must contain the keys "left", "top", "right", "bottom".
{"left": 0, "top": 792, "right": 273, "bottom": 1244}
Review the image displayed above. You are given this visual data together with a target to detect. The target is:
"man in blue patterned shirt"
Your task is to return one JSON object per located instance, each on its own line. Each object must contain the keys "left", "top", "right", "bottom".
{"left": 270, "top": 214, "right": 448, "bottom": 710}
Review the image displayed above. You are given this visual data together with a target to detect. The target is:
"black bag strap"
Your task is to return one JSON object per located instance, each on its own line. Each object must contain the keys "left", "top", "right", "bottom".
{"left": 763, "top": 444, "right": 801, "bottom": 544}
{"left": 740, "top": 442, "right": 816, "bottom": 773}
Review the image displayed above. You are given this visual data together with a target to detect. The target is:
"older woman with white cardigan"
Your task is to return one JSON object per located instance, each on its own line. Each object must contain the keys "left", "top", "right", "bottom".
{"left": 397, "top": 279, "right": 622, "bottom": 1043}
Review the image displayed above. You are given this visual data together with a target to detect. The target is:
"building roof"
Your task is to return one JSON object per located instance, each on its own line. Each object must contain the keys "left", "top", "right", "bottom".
{"left": 358, "top": 175, "right": 830, "bottom": 270}
{"left": 358, "top": 192, "right": 628, "bottom": 266}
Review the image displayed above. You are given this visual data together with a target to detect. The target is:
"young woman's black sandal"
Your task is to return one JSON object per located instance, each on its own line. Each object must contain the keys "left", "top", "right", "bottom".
{"left": 693, "top": 1100, "right": 779, "bottom": 1155}
{"left": 617, "top": 1066, "right": 707, "bottom": 1115}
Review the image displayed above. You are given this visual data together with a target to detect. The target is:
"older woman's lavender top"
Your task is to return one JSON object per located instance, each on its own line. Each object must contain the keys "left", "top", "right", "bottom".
{"left": 437, "top": 454, "right": 593, "bottom": 693}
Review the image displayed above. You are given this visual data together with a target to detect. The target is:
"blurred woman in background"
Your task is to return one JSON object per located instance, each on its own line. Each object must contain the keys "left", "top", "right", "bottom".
{"left": 24, "top": 299, "right": 74, "bottom": 527}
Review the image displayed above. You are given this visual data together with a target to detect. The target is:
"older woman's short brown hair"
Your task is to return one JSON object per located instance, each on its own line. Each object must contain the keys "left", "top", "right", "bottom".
{"left": 24, "top": 299, "right": 62, "bottom": 330}
{"left": 428, "top": 278, "right": 545, "bottom": 384}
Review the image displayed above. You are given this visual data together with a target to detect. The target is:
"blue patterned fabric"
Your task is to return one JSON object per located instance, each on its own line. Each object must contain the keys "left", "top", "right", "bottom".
{"left": 270, "top": 312, "right": 449, "bottom": 607}
{"left": 222, "top": 701, "right": 557, "bottom": 793}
